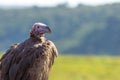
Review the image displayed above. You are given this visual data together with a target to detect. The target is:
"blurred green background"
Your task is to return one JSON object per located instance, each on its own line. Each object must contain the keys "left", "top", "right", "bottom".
{"left": 49, "top": 55, "right": 120, "bottom": 80}
{"left": 0, "top": 3, "right": 120, "bottom": 54}
{"left": 0, "top": 1, "right": 120, "bottom": 80}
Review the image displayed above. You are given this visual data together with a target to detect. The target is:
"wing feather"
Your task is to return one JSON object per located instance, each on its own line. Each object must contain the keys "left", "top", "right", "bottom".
{"left": 0, "top": 38, "right": 58, "bottom": 80}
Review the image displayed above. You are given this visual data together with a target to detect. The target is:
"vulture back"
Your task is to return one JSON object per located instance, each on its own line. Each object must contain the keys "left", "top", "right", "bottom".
{"left": 0, "top": 38, "right": 58, "bottom": 80}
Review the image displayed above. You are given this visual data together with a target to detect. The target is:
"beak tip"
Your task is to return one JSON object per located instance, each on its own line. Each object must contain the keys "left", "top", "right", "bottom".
{"left": 46, "top": 26, "right": 51, "bottom": 34}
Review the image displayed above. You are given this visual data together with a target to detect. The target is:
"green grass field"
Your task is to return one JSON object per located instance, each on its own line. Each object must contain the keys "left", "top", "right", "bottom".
{"left": 0, "top": 54, "right": 120, "bottom": 80}
{"left": 49, "top": 55, "right": 120, "bottom": 80}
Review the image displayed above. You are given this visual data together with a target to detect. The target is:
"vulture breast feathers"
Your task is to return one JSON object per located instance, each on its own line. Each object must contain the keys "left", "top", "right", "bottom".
{"left": 0, "top": 22, "right": 58, "bottom": 80}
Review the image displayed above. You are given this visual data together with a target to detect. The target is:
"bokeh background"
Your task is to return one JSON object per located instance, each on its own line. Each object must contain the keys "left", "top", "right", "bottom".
{"left": 0, "top": 0, "right": 120, "bottom": 80}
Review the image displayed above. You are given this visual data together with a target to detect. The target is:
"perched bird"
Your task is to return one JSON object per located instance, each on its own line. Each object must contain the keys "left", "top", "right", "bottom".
{"left": 0, "top": 22, "right": 58, "bottom": 80}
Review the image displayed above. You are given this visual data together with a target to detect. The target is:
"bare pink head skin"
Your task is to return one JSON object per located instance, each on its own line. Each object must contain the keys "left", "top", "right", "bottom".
{"left": 30, "top": 22, "right": 51, "bottom": 38}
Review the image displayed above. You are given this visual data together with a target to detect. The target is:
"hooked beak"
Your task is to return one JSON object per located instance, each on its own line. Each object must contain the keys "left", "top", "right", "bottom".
{"left": 44, "top": 26, "right": 51, "bottom": 34}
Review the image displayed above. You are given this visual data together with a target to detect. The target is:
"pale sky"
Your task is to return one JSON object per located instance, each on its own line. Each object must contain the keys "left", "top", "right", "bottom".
{"left": 0, "top": 0, "right": 120, "bottom": 7}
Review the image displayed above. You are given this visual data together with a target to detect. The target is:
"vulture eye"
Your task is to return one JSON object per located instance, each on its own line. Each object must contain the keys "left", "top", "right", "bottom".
{"left": 37, "top": 26, "right": 40, "bottom": 28}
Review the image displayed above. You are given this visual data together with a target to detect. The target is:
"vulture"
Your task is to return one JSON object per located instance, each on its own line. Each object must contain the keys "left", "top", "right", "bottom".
{"left": 0, "top": 22, "right": 58, "bottom": 80}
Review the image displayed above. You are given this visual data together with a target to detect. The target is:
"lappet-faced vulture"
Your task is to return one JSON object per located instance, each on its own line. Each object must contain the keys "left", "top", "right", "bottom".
{"left": 0, "top": 22, "right": 58, "bottom": 80}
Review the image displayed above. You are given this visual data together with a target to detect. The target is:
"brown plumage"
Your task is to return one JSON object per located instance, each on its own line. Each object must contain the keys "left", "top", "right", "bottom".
{"left": 0, "top": 22, "right": 58, "bottom": 80}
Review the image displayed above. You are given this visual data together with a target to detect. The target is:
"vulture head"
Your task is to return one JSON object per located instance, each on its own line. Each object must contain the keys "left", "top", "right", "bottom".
{"left": 30, "top": 23, "right": 51, "bottom": 38}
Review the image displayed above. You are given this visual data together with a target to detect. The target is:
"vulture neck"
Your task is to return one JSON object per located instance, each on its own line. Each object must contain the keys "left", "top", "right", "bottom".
{"left": 31, "top": 35, "right": 46, "bottom": 43}
{"left": 39, "top": 37, "right": 46, "bottom": 43}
